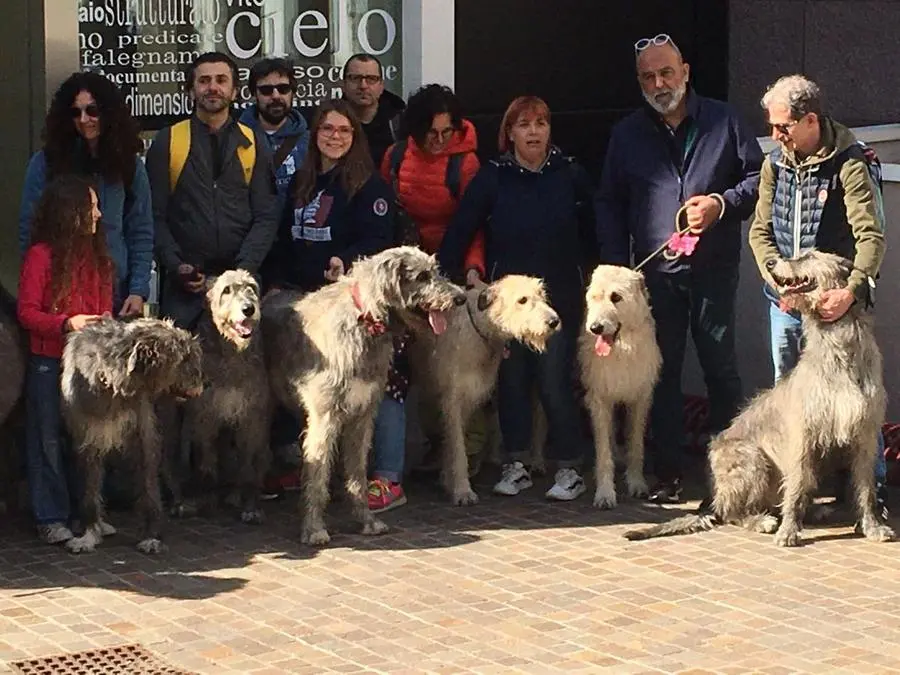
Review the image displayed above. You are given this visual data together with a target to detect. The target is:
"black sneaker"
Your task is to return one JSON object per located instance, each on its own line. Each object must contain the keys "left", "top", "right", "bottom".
{"left": 648, "top": 478, "right": 682, "bottom": 504}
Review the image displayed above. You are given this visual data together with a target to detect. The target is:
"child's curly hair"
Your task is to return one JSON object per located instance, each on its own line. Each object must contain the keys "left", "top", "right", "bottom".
{"left": 30, "top": 174, "right": 113, "bottom": 309}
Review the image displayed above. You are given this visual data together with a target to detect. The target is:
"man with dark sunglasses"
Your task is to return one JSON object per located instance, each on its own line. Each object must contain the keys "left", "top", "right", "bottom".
{"left": 240, "top": 58, "right": 309, "bottom": 207}
{"left": 595, "top": 33, "right": 763, "bottom": 504}
{"left": 340, "top": 53, "right": 405, "bottom": 164}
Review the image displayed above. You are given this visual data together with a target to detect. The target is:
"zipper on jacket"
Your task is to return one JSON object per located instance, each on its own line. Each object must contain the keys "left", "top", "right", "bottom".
{"left": 792, "top": 171, "right": 802, "bottom": 258}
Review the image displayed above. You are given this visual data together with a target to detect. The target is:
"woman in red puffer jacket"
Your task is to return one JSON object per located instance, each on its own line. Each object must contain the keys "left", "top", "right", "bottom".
{"left": 381, "top": 84, "right": 485, "bottom": 286}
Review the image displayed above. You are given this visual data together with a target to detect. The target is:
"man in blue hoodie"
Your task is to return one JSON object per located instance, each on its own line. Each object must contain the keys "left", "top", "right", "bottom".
{"left": 595, "top": 34, "right": 763, "bottom": 503}
{"left": 240, "top": 58, "right": 310, "bottom": 208}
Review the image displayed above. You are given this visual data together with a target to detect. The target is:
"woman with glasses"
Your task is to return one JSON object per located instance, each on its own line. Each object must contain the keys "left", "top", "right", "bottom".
{"left": 19, "top": 71, "right": 153, "bottom": 318}
{"left": 267, "top": 99, "right": 411, "bottom": 513}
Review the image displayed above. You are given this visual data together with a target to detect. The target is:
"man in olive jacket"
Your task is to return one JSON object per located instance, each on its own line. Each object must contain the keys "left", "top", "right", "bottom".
{"left": 749, "top": 73, "right": 888, "bottom": 519}
{"left": 146, "top": 52, "right": 277, "bottom": 330}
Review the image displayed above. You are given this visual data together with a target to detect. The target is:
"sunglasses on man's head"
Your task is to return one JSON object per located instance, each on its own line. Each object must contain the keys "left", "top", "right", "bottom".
{"left": 70, "top": 103, "right": 100, "bottom": 119}
{"left": 256, "top": 83, "right": 293, "bottom": 96}
{"left": 634, "top": 33, "right": 673, "bottom": 52}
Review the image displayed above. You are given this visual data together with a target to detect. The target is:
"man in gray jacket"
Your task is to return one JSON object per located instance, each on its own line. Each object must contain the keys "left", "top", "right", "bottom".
{"left": 146, "top": 52, "right": 278, "bottom": 330}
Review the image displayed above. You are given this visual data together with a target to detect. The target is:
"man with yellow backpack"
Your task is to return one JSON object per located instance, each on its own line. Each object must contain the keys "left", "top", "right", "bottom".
{"left": 145, "top": 52, "right": 278, "bottom": 331}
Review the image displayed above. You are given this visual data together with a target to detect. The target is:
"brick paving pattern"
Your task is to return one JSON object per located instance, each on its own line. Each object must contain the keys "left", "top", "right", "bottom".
{"left": 0, "top": 470, "right": 899, "bottom": 674}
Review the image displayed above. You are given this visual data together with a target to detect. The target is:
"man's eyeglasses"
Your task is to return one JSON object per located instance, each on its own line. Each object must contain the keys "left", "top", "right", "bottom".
{"left": 256, "top": 84, "right": 293, "bottom": 96}
{"left": 345, "top": 74, "right": 382, "bottom": 86}
{"left": 70, "top": 103, "right": 100, "bottom": 119}
{"left": 768, "top": 119, "right": 802, "bottom": 135}
{"left": 634, "top": 33, "right": 673, "bottom": 52}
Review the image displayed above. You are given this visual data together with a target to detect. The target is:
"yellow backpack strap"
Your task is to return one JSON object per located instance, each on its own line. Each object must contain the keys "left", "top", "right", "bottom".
{"left": 236, "top": 122, "right": 256, "bottom": 186}
{"left": 168, "top": 119, "right": 191, "bottom": 192}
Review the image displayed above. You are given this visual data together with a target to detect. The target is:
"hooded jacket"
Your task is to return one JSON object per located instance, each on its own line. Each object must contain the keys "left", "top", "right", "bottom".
{"left": 381, "top": 119, "right": 485, "bottom": 276}
{"left": 239, "top": 105, "right": 310, "bottom": 206}
{"left": 749, "top": 118, "right": 884, "bottom": 299}
{"left": 364, "top": 90, "right": 406, "bottom": 166}
{"left": 438, "top": 146, "right": 598, "bottom": 324}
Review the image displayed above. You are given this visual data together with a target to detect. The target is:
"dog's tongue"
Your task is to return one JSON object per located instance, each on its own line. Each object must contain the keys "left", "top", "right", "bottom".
{"left": 594, "top": 335, "right": 613, "bottom": 357}
{"left": 234, "top": 321, "right": 253, "bottom": 337}
{"left": 428, "top": 310, "right": 448, "bottom": 335}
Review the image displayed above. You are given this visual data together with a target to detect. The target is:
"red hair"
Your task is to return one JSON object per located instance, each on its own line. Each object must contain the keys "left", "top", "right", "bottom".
{"left": 498, "top": 96, "right": 551, "bottom": 153}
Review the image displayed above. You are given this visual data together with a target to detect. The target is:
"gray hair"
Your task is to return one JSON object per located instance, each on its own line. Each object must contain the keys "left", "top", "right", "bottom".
{"left": 760, "top": 75, "right": 822, "bottom": 119}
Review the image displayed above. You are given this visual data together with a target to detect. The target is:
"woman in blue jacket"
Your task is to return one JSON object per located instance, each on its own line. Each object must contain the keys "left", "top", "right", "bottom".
{"left": 19, "top": 72, "right": 153, "bottom": 316}
{"left": 439, "top": 95, "right": 599, "bottom": 502}
{"left": 266, "top": 100, "right": 409, "bottom": 512}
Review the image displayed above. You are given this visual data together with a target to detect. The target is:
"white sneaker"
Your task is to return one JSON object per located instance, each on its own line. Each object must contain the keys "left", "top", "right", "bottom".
{"left": 493, "top": 461, "right": 533, "bottom": 496}
{"left": 545, "top": 468, "right": 587, "bottom": 501}
{"left": 38, "top": 522, "right": 74, "bottom": 545}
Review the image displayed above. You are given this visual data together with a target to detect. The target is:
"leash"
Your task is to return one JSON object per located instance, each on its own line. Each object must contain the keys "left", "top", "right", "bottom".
{"left": 632, "top": 195, "right": 724, "bottom": 272}
{"left": 350, "top": 283, "right": 387, "bottom": 336}
{"left": 465, "top": 292, "right": 511, "bottom": 359}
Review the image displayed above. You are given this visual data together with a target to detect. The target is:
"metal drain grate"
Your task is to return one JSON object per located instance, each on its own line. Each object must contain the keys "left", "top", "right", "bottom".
{"left": 9, "top": 643, "right": 196, "bottom": 674}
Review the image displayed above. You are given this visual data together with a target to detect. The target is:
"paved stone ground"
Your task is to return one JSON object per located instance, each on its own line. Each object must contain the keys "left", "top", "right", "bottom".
{"left": 0, "top": 468, "right": 899, "bottom": 675}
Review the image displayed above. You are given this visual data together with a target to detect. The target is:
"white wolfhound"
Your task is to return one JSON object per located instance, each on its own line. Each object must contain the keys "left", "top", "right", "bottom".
{"left": 578, "top": 265, "right": 661, "bottom": 508}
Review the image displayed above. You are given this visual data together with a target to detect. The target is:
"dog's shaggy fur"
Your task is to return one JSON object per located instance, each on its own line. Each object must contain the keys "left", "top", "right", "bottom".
{"left": 178, "top": 270, "right": 271, "bottom": 523}
{"left": 261, "top": 246, "right": 465, "bottom": 546}
{"left": 624, "top": 251, "right": 895, "bottom": 546}
{"left": 61, "top": 317, "right": 203, "bottom": 554}
{"left": 410, "top": 275, "right": 561, "bottom": 505}
{"left": 578, "top": 265, "right": 661, "bottom": 508}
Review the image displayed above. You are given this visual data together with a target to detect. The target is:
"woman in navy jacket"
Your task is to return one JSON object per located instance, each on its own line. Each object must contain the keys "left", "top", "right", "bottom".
{"left": 439, "top": 96, "right": 599, "bottom": 502}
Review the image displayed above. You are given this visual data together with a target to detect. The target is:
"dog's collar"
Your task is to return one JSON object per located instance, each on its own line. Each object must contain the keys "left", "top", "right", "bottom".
{"left": 466, "top": 301, "right": 510, "bottom": 358}
{"left": 350, "top": 283, "right": 387, "bottom": 336}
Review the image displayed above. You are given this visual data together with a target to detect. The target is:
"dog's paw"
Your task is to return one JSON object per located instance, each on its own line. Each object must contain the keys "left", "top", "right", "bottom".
{"left": 97, "top": 520, "right": 117, "bottom": 537}
{"left": 757, "top": 514, "right": 780, "bottom": 534}
{"left": 593, "top": 484, "right": 618, "bottom": 510}
{"left": 241, "top": 509, "right": 265, "bottom": 525}
{"left": 136, "top": 538, "right": 166, "bottom": 555}
{"left": 66, "top": 528, "right": 101, "bottom": 554}
{"left": 862, "top": 523, "right": 896, "bottom": 543}
{"left": 169, "top": 501, "right": 198, "bottom": 519}
{"left": 625, "top": 474, "right": 649, "bottom": 500}
{"left": 301, "top": 528, "right": 331, "bottom": 546}
{"left": 451, "top": 488, "right": 479, "bottom": 506}
{"left": 773, "top": 527, "right": 801, "bottom": 547}
{"left": 362, "top": 518, "right": 389, "bottom": 536}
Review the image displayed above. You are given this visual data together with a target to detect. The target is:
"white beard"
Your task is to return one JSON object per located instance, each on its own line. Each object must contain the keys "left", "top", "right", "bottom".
{"left": 643, "top": 81, "right": 687, "bottom": 115}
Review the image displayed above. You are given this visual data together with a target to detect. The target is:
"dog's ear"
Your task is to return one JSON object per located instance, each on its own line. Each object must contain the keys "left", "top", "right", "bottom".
{"left": 477, "top": 286, "right": 495, "bottom": 311}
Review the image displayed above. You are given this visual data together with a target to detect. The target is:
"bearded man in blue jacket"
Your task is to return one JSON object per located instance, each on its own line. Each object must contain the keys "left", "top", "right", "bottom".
{"left": 594, "top": 34, "right": 763, "bottom": 503}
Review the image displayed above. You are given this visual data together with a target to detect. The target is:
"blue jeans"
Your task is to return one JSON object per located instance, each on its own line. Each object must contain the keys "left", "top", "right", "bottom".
{"left": 373, "top": 396, "right": 405, "bottom": 483}
{"left": 646, "top": 267, "right": 742, "bottom": 482}
{"left": 498, "top": 322, "right": 589, "bottom": 468}
{"left": 25, "top": 356, "right": 74, "bottom": 525}
{"left": 768, "top": 293, "right": 887, "bottom": 483}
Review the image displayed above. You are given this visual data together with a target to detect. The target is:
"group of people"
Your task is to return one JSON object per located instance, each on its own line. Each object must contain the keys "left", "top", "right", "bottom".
{"left": 15, "top": 31, "right": 888, "bottom": 545}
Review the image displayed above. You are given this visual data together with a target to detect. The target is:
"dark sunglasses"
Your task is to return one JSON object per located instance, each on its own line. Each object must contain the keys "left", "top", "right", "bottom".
{"left": 70, "top": 103, "right": 100, "bottom": 119}
{"left": 256, "top": 84, "right": 293, "bottom": 96}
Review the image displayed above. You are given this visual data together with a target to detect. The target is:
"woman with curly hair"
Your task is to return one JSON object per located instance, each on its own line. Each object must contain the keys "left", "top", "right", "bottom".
{"left": 18, "top": 175, "right": 114, "bottom": 544}
{"left": 19, "top": 72, "right": 153, "bottom": 317}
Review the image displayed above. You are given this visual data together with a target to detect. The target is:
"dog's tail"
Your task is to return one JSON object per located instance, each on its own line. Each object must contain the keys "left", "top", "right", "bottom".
{"left": 622, "top": 513, "right": 718, "bottom": 541}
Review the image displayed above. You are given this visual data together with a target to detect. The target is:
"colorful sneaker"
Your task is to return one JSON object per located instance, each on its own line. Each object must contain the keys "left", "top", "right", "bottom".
{"left": 260, "top": 470, "right": 302, "bottom": 500}
{"left": 368, "top": 479, "right": 407, "bottom": 513}
{"left": 493, "top": 461, "right": 533, "bottom": 496}
{"left": 38, "top": 522, "right": 73, "bottom": 545}
{"left": 648, "top": 478, "right": 683, "bottom": 504}
{"left": 545, "top": 468, "right": 587, "bottom": 501}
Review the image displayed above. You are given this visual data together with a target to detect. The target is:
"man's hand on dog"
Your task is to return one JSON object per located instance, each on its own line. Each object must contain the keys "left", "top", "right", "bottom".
{"left": 119, "top": 294, "right": 144, "bottom": 317}
{"left": 65, "top": 314, "right": 103, "bottom": 332}
{"left": 324, "top": 257, "right": 345, "bottom": 282}
{"left": 465, "top": 268, "right": 486, "bottom": 290}
{"left": 818, "top": 288, "right": 855, "bottom": 322}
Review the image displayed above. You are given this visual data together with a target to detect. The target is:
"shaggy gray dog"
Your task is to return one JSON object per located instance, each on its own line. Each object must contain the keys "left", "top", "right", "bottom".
{"left": 410, "top": 275, "right": 560, "bottom": 505}
{"left": 624, "top": 251, "right": 894, "bottom": 547}
{"left": 61, "top": 317, "right": 203, "bottom": 554}
{"left": 262, "top": 246, "right": 466, "bottom": 546}
{"left": 178, "top": 270, "right": 271, "bottom": 524}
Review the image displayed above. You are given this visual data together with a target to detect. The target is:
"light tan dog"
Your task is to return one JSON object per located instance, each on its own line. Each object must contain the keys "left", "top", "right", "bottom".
{"left": 578, "top": 265, "right": 661, "bottom": 508}
{"left": 411, "top": 275, "right": 561, "bottom": 505}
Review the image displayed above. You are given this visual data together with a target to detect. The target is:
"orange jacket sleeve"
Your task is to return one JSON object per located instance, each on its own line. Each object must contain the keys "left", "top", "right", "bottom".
{"left": 459, "top": 153, "right": 486, "bottom": 278}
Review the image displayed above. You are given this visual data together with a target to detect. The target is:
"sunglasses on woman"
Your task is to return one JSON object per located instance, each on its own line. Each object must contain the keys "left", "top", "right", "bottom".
{"left": 70, "top": 103, "right": 100, "bottom": 119}
{"left": 256, "top": 83, "right": 293, "bottom": 96}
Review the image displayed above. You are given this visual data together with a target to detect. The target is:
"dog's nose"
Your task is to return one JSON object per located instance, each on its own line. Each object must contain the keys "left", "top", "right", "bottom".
{"left": 589, "top": 321, "right": 604, "bottom": 335}
{"left": 765, "top": 259, "right": 778, "bottom": 271}
{"left": 241, "top": 304, "right": 256, "bottom": 317}
{"left": 548, "top": 317, "right": 560, "bottom": 330}
{"left": 453, "top": 294, "right": 466, "bottom": 306}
